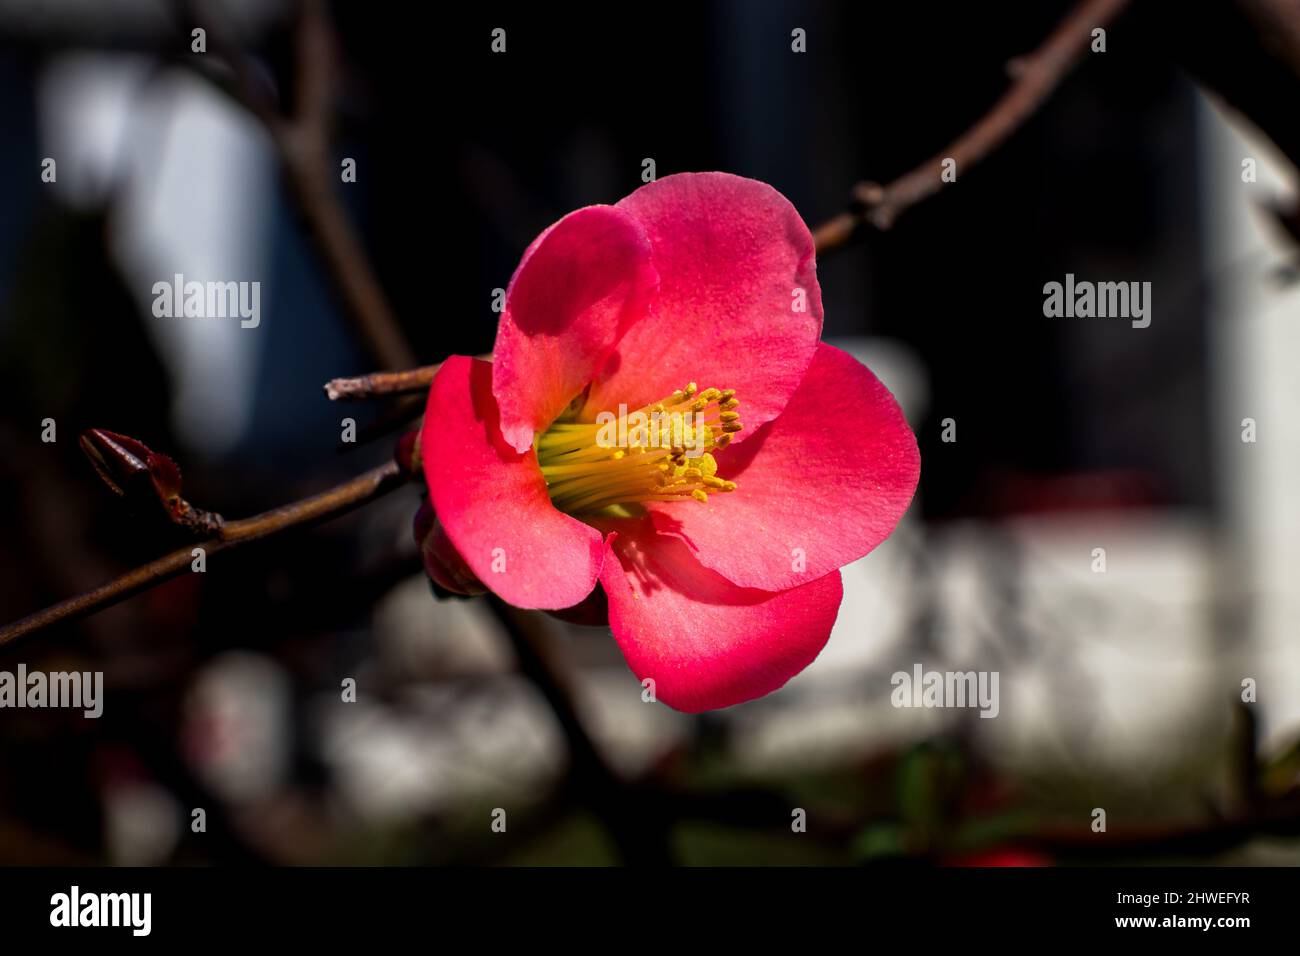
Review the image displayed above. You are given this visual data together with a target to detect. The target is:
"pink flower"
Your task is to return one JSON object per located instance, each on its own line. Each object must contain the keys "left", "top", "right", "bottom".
{"left": 422, "top": 172, "right": 919, "bottom": 712}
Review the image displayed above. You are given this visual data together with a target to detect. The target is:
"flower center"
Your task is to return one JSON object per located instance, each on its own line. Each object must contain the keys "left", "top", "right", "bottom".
{"left": 535, "top": 383, "right": 742, "bottom": 515}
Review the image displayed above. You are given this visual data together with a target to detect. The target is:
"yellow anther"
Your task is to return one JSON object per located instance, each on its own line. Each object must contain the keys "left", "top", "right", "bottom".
{"left": 536, "top": 383, "right": 740, "bottom": 514}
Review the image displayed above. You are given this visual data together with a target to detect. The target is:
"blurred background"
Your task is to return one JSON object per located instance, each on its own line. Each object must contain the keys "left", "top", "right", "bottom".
{"left": 2, "top": 0, "right": 1299, "bottom": 865}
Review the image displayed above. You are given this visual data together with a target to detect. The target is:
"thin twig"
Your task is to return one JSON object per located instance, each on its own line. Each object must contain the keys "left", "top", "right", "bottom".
{"left": 813, "top": 0, "right": 1131, "bottom": 253}
{"left": 325, "top": 364, "right": 443, "bottom": 401}
{"left": 0, "top": 461, "right": 409, "bottom": 648}
{"left": 325, "top": 353, "right": 500, "bottom": 402}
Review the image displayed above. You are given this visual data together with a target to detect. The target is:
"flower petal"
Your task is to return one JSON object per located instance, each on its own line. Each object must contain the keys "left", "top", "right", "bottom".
{"left": 493, "top": 205, "right": 658, "bottom": 453}
{"left": 582, "top": 172, "right": 822, "bottom": 439}
{"left": 650, "top": 342, "right": 919, "bottom": 590}
{"left": 598, "top": 518, "right": 843, "bottom": 712}
{"left": 423, "top": 355, "right": 605, "bottom": 609}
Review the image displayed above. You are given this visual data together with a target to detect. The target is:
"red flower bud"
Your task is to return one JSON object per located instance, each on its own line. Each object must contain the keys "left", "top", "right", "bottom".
{"left": 413, "top": 500, "right": 484, "bottom": 596}
{"left": 80, "top": 429, "right": 162, "bottom": 498}
{"left": 80, "top": 428, "right": 223, "bottom": 535}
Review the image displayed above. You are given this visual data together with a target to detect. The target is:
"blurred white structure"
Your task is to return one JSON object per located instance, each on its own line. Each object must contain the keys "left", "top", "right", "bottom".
{"left": 38, "top": 39, "right": 277, "bottom": 457}
{"left": 1202, "top": 96, "right": 1300, "bottom": 749}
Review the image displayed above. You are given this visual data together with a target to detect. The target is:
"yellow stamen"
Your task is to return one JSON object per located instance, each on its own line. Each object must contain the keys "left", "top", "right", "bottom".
{"left": 533, "top": 381, "right": 742, "bottom": 515}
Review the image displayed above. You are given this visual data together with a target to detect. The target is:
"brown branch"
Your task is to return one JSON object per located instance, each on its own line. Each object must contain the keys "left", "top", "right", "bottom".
{"left": 325, "top": 364, "right": 443, "bottom": 401}
{"left": 813, "top": 0, "right": 1132, "bottom": 253}
{"left": 290, "top": 0, "right": 332, "bottom": 146}
{"left": 0, "top": 461, "right": 410, "bottom": 649}
{"left": 324, "top": 354, "right": 498, "bottom": 401}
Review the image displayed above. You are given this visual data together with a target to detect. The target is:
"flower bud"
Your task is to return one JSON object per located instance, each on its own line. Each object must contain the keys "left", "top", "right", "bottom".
{"left": 413, "top": 500, "right": 484, "bottom": 596}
